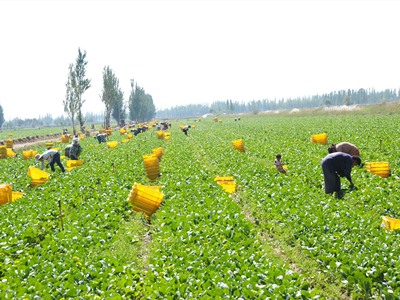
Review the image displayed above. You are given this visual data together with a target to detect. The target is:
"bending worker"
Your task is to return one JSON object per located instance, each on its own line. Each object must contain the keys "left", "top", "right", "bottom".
{"left": 328, "top": 142, "right": 360, "bottom": 157}
{"left": 35, "top": 149, "right": 65, "bottom": 173}
{"left": 183, "top": 125, "right": 191, "bottom": 136}
{"left": 321, "top": 152, "right": 361, "bottom": 196}
{"left": 95, "top": 133, "right": 109, "bottom": 144}
{"left": 70, "top": 138, "right": 83, "bottom": 160}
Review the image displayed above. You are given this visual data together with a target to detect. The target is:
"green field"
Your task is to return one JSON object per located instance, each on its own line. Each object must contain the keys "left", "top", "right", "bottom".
{"left": 0, "top": 115, "right": 399, "bottom": 299}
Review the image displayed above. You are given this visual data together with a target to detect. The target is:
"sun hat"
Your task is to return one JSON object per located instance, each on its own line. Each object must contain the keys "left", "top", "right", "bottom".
{"left": 72, "top": 138, "right": 79, "bottom": 143}
{"left": 35, "top": 154, "right": 41, "bottom": 161}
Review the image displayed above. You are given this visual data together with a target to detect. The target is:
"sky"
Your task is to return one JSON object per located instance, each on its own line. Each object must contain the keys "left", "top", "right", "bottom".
{"left": 1, "top": 0, "right": 399, "bottom": 120}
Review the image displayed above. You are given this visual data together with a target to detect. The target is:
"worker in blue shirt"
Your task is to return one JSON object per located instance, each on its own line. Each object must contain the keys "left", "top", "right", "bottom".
{"left": 321, "top": 152, "right": 361, "bottom": 196}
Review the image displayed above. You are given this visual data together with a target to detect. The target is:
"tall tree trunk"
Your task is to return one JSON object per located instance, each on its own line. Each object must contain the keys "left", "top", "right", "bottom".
{"left": 71, "top": 113, "right": 76, "bottom": 136}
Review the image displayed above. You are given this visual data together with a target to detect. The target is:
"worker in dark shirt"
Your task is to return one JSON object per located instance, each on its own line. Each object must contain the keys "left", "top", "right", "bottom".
{"left": 321, "top": 152, "right": 361, "bottom": 195}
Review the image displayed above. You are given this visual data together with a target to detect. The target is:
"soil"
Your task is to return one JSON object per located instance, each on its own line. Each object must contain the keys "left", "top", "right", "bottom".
{"left": 0, "top": 128, "right": 106, "bottom": 151}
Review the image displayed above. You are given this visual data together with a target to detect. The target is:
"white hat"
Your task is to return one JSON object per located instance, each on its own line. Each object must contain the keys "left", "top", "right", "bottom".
{"left": 35, "top": 154, "right": 41, "bottom": 161}
{"left": 72, "top": 138, "right": 79, "bottom": 143}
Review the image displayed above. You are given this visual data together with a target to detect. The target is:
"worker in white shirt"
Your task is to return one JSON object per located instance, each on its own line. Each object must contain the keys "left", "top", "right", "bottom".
{"left": 183, "top": 125, "right": 191, "bottom": 136}
{"left": 35, "top": 149, "right": 65, "bottom": 173}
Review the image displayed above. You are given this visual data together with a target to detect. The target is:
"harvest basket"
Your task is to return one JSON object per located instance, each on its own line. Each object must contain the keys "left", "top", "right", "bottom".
{"left": 7, "top": 149, "right": 17, "bottom": 158}
{"left": 12, "top": 192, "right": 24, "bottom": 202}
{"left": 66, "top": 160, "right": 83, "bottom": 171}
{"left": 214, "top": 177, "right": 236, "bottom": 194}
{"left": 366, "top": 162, "right": 390, "bottom": 178}
{"left": 27, "top": 167, "right": 50, "bottom": 187}
{"left": 157, "top": 132, "right": 165, "bottom": 140}
{"left": 0, "top": 146, "right": 8, "bottom": 159}
{"left": 152, "top": 147, "right": 164, "bottom": 161}
{"left": 311, "top": 133, "right": 328, "bottom": 145}
{"left": 143, "top": 154, "right": 160, "bottom": 182}
{"left": 381, "top": 216, "right": 400, "bottom": 231}
{"left": 62, "top": 135, "right": 69, "bottom": 143}
{"left": 232, "top": 139, "right": 245, "bottom": 153}
{"left": 0, "top": 184, "right": 12, "bottom": 206}
{"left": 128, "top": 183, "right": 164, "bottom": 217}
{"left": 107, "top": 141, "right": 118, "bottom": 148}
{"left": 5, "top": 140, "right": 13, "bottom": 149}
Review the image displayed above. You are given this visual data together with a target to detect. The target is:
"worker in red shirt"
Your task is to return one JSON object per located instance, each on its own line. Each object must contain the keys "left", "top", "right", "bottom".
{"left": 328, "top": 142, "right": 360, "bottom": 157}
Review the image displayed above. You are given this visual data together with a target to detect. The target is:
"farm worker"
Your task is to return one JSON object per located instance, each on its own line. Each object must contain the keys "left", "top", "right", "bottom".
{"left": 274, "top": 154, "right": 287, "bottom": 175}
{"left": 95, "top": 133, "right": 108, "bottom": 144}
{"left": 328, "top": 142, "right": 360, "bottom": 157}
{"left": 235, "top": 118, "right": 237, "bottom": 121}
{"left": 182, "top": 125, "right": 191, "bottom": 136}
{"left": 238, "top": 117, "right": 241, "bottom": 121}
{"left": 321, "top": 152, "right": 361, "bottom": 195}
{"left": 35, "top": 149, "right": 65, "bottom": 173}
{"left": 70, "top": 138, "right": 83, "bottom": 160}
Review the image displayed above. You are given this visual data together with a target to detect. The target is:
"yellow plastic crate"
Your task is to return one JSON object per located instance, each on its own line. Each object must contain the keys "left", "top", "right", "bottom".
{"left": 106, "top": 130, "right": 112, "bottom": 135}
{"left": 127, "top": 134, "right": 133, "bottom": 139}
{"left": 128, "top": 183, "right": 164, "bottom": 217}
{"left": 0, "top": 146, "right": 7, "bottom": 159}
{"left": 52, "top": 147, "right": 61, "bottom": 151}
{"left": 366, "top": 162, "right": 390, "bottom": 178}
{"left": 311, "top": 133, "right": 328, "bottom": 145}
{"left": 45, "top": 143, "right": 54, "bottom": 147}
{"left": 0, "top": 184, "right": 12, "bottom": 206}
{"left": 217, "top": 181, "right": 236, "bottom": 194}
{"left": 152, "top": 147, "right": 164, "bottom": 161}
{"left": 12, "top": 192, "right": 24, "bottom": 202}
{"left": 232, "top": 139, "right": 245, "bottom": 152}
{"left": 121, "top": 139, "right": 129, "bottom": 143}
{"left": 66, "top": 160, "right": 83, "bottom": 168}
{"left": 27, "top": 166, "right": 50, "bottom": 181}
{"left": 79, "top": 136, "right": 84, "bottom": 140}
{"left": 7, "top": 149, "right": 17, "bottom": 158}
{"left": 382, "top": 216, "right": 400, "bottom": 231}
{"left": 62, "top": 135, "right": 69, "bottom": 143}
{"left": 5, "top": 140, "right": 13, "bottom": 149}
{"left": 107, "top": 141, "right": 118, "bottom": 148}
{"left": 157, "top": 132, "right": 165, "bottom": 139}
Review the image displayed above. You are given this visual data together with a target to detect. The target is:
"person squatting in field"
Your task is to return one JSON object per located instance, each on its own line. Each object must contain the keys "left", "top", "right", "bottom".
{"left": 35, "top": 149, "right": 65, "bottom": 173}
{"left": 274, "top": 154, "right": 287, "bottom": 175}
{"left": 328, "top": 142, "right": 360, "bottom": 157}
{"left": 70, "top": 138, "right": 83, "bottom": 160}
{"left": 321, "top": 152, "right": 361, "bottom": 196}
{"left": 183, "top": 125, "right": 191, "bottom": 136}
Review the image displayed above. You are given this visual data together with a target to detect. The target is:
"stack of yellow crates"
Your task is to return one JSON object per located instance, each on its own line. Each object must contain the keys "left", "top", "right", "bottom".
{"left": 0, "top": 146, "right": 7, "bottom": 159}
{"left": 127, "top": 183, "right": 164, "bottom": 218}
{"left": 143, "top": 154, "right": 160, "bottom": 182}
{"left": 232, "top": 139, "right": 245, "bottom": 152}
{"left": 366, "top": 162, "right": 390, "bottom": 178}
{"left": 5, "top": 140, "right": 13, "bottom": 148}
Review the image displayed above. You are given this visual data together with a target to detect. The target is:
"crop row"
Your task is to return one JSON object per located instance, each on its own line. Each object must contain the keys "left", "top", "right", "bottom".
{"left": 190, "top": 116, "right": 400, "bottom": 298}
{"left": 0, "top": 132, "right": 162, "bottom": 299}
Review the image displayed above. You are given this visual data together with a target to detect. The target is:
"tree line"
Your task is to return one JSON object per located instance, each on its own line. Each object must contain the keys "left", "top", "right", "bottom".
{"left": 63, "top": 49, "right": 155, "bottom": 135}
{"left": 157, "top": 88, "right": 400, "bottom": 118}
